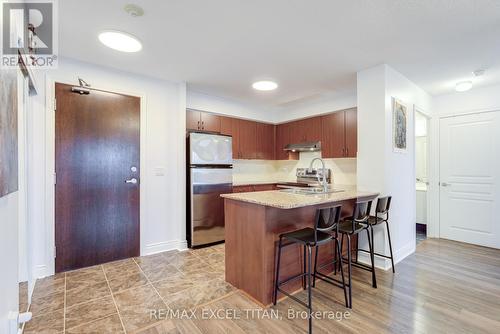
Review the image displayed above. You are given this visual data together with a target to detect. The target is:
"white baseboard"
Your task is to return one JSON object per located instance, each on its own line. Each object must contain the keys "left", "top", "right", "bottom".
{"left": 357, "top": 241, "right": 415, "bottom": 271}
{"left": 142, "top": 239, "right": 188, "bottom": 256}
{"left": 33, "top": 265, "right": 48, "bottom": 279}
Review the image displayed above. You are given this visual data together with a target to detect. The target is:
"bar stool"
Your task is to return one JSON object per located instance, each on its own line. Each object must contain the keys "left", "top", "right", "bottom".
{"left": 273, "top": 205, "right": 348, "bottom": 334}
{"left": 338, "top": 200, "right": 376, "bottom": 308}
{"left": 358, "top": 196, "right": 395, "bottom": 273}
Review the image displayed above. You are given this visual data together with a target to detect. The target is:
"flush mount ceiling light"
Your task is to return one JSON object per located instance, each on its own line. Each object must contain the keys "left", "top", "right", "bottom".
{"left": 98, "top": 31, "right": 142, "bottom": 53}
{"left": 455, "top": 80, "right": 472, "bottom": 92}
{"left": 252, "top": 81, "right": 278, "bottom": 91}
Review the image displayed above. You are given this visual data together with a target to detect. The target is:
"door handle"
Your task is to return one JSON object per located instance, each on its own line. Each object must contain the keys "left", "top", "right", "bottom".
{"left": 441, "top": 182, "right": 450, "bottom": 187}
{"left": 125, "top": 178, "right": 138, "bottom": 185}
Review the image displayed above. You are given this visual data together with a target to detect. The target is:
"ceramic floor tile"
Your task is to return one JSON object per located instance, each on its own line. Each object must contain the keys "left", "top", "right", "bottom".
{"left": 66, "top": 314, "right": 124, "bottom": 334}
{"left": 204, "top": 252, "right": 225, "bottom": 267}
{"left": 32, "top": 275, "right": 66, "bottom": 301}
{"left": 153, "top": 272, "right": 197, "bottom": 297}
{"left": 23, "top": 309, "right": 64, "bottom": 334}
{"left": 104, "top": 262, "right": 142, "bottom": 281}
{"left": 136, "top": 320, "right": 178, "bottom": 334}
{"left": 135, "top": 253, "right": 170, "bottom": 272}
{"left": 66, "top": 270, "right": 106, "bottom": 290}
{"left": 114, "top": 284, "right": 167, "bottom": 333}
{"left": 66, "top": 281, "right": 111, "bottom": 307}
{"left": 108, "top": 271, "right": 150, "bottom": 293}
{"left": 65, "top": 295, "right": 117, "bottom": 330}
{"left": 29, "top": 291, "right": 64, "bottom": 316}
{"left": 66, "top": 265, "right": 103, "bottom": 279}
{"left": 19, "top": 281, "right": 29, "bottom": 312}
{"left": 175, "top": 257, "right": 210, "bottom": 275}
{"left": 143, "top": 264, "right": 181, "bottom": 283}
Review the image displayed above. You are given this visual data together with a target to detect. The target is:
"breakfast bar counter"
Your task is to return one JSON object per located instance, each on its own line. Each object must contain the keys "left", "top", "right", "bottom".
{"left": 221, "top": 188, "right": 378, "bottom": 306}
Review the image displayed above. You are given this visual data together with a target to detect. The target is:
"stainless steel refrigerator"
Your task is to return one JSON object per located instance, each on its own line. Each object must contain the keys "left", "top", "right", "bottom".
{"left": 187, "top": 132, "right": 233, "bottom": 247}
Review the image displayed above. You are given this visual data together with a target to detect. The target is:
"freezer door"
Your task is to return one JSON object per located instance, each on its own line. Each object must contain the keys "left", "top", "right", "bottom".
{"left": 190, "top": 168, "right": 232, "bottom": 247}
{"left": 190, "top": 133, "right": 233, "bottom": 166}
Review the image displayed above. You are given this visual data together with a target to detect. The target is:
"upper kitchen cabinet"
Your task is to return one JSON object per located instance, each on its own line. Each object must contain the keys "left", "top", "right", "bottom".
{"left": 344, "top": 108, "right": 357, "bottom": 157}
{"left": 237, "top": 119, "right": 258, "bottom": 159}
{"left": 275, "top": 122, "right": 299, "bottom": 160}
{"left": 256, "top": 122, "right": 275, "bottom": 160}
{"left": 320, "top": 108, "right": 357, "bottom": 158}
{"left": 220, "top": 116, "right": 240, "bottom": 159}
{"left": 186, "top": 109, "right": 221, "bottom": 133}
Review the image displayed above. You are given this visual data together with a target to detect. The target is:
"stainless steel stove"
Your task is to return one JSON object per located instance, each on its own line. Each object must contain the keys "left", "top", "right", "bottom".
{"left": 277, "top": 168, "right": 332, "bottom": 189}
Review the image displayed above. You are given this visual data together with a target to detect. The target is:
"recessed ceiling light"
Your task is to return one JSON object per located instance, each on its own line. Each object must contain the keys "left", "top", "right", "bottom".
{"left": 98, "top": 31, "right": 142, "bottom": 53}
{"left": 252, "top": 81, "right": 278, "bottom": 91}
{"left": 455, "top": 81, "right": 472, "bottom": 92}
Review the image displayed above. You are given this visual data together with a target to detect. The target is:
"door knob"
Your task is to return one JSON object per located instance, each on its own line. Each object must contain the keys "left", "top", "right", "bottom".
{"left": 125, "top": 178, "right": 138, "bottom": 185}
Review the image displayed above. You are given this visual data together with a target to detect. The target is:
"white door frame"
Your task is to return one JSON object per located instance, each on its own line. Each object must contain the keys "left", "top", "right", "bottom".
{"left": 414, "top": 106, "right": 438, "bottom": 238}
{"left": 44, "top": 75, "right": 147, "bottom": 277}
{"left": 414, "top": 108, "right": 431, "bottom": 233}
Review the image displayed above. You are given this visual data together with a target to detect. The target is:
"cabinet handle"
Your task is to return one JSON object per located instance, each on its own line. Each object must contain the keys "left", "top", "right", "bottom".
{"left": 345, "top": 148, "right": 348, "bottom": 156}
{"left": 197, "top": 121, "right": 200, "bottom": 130}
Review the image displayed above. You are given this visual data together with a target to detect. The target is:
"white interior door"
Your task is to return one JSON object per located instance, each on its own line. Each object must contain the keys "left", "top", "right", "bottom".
{"left": 439, "top": 111, "right": 500, "bottom": 248}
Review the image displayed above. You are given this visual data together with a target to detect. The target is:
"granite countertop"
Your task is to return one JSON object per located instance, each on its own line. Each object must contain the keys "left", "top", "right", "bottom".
{"left": 221, "top": 186, "right": 379, "bottom": 209}
{"left": 232, "top": 180, "right": 284, "bottom": 186}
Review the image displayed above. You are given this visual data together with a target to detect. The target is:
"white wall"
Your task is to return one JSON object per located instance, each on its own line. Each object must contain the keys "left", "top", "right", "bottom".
{"left": 273, "top": 92, "right": 357, "bottom": 123}
{"left": 29, "top": 58, "right": 187, "bottom": 278}
{"left": 187, "top": 90, "right": 275, "bottom": 123}
{"left": 357, "top": 64, "right": 433, "bottom": 268}
{"left": 0, "top": 193, "right": 19, "bottom": 334}
{"left": 434, "top": 82, "right": 500, "bottom": 116}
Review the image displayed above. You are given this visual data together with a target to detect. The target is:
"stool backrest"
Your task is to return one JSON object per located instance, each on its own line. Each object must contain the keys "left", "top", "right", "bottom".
{"left": 352, "top": 200, "right": 372, "bottom": 224}
{"left": 314, "top": 205, "right": 342, "bottom": 239}
{"left": 376, "top": 195, "right": 391, "bottom": 213}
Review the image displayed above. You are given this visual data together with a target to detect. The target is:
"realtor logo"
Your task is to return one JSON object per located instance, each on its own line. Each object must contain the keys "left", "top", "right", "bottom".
{"left": 1, "top": 0, "right": 58, "bottom": 68}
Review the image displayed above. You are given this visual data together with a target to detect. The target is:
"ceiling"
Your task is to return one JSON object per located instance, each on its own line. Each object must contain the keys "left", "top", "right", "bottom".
{"left": 59, "top": 0, "right": 500, "bottom": 109}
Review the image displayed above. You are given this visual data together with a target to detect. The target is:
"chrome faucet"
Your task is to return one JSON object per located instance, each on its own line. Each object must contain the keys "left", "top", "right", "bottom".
{"left": 308, "top": 158, "right": 329, "bottom": 191}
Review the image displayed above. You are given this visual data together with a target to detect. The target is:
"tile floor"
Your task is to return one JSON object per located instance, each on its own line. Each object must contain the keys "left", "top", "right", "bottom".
{"left": 24, "top": 243, "right": 231, "bottom": 334}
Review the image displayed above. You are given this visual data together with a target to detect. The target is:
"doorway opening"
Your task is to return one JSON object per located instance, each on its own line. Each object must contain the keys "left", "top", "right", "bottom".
{"left": 415, "top": 110, "right": 429, "bottom": 245}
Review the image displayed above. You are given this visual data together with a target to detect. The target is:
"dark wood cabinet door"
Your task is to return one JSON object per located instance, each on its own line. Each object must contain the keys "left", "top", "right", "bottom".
{"left": 186, "top": 109, "right": 201, "bottom": 130}
{"left": 256, "top": 123, "right": 275, "bottom": 160}
{"left": 275, "top": 123, "right": 289, "bottom": 160}
{"left": 321, "top": 111, "right": 346, "bottom": 158}
{"left": 200, "top": 111, "right": 221, "bottom": 133}
{"left": 220, "top": 116, "right": 240, "bottom": 159}
{"left": 304, "top": 117, "right": 322, "bottom": 142}
{"left": 238, "top": 119, "right": 257, "bottom": 159}
{"left": 288, "top": 120, "right": 304, "bottom": 144}
{"left": 55, "top": 83, "right": 140, "bottom": 273}
{"left": 345, "top": 108, "right": 357, "bottom": 157}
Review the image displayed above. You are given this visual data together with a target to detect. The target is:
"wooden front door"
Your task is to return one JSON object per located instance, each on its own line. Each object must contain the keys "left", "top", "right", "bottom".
{"left": 55, "top": 83, "right": 140, "bottom": 273}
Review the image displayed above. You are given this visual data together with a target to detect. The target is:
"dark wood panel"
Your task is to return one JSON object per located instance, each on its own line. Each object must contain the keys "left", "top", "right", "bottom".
{"left": 321, "top": 111, "right": 345, "bottom": 158}
{"left": 224, "top": 197, "right": 366, "bottom": 306}
{"left": 232, "top": 185, "right": 254, "bottom": 193}
{"left": 256, "top": 123, "right": 275, "bottom": 160}
{"left": 252, "top": 184, "right": 276, "bottom": 191}
{"left": 238, "top": 119, "right": 257, "bottom": 159}
{"left": 186, "top": 109, "right": 201, "bottom": 130}
{"left": 55, "top": 83, "right": 140, "bottom": 273}
{"left": 304, "top": 116, "right": 322, "bottom": 142}
{"left": 200, "top": 111, "right": 221, "bottom": 133}
{"left": 345, "top": 107, "right": 358, "bottom": 157}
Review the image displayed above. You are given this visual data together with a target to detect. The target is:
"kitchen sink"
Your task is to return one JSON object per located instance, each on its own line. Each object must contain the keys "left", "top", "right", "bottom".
{"left": 279, "top": 187, "right": 345, "bottom": 195}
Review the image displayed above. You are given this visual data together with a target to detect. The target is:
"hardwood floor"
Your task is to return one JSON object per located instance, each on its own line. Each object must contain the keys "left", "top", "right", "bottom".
{"left": 26, "top": 239, "right": 500, "bottom": 333}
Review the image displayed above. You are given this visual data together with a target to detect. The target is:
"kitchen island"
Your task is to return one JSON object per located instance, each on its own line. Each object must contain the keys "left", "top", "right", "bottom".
{"left": 221, "top": 187, "right": 378, "bottom": 307}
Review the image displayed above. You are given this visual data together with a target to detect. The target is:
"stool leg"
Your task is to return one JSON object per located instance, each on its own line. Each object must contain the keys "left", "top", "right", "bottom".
{"left": 367, "top": 227, "right": 377, "bottom": 288}
{"left": 313, "top": 245, "right": 319, "bottom": 288}
{"left": 339, "top": 233, "right": 345, "bottom": 272}
{"left": 303, "top": 245, "right": 307, "bottom": 290}
{"left": 273, "top": 237, "right": 283, "bottom": 305}
{"left": 333, "top": 236, "right": 337, "bottom": 275}
{"left": 307, "top": 245, "right": 313, "bottom": 334}
{"left": 336, "top": 238, "right": 348, "bottom": 308}
{"left": 386, "top": 220, "right": 396, "bottom": 273}
{"left": 346, "top": 235, "right": 352, "bottom": 308}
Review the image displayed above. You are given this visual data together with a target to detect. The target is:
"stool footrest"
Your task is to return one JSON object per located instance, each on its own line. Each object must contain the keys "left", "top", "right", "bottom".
{"left": 314, "top": 271, "right": 345, "bottom": 289}
{"left": 357, "top": 249, "right": 393, "bottom": 259}
{"left": 276, "top": 287, "right": 310, "bottom": 310}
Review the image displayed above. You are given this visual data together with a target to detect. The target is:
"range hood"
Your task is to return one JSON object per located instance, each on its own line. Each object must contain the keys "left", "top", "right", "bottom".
{"left": 284, "top": 141, "right": 321, "bottom": 152}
